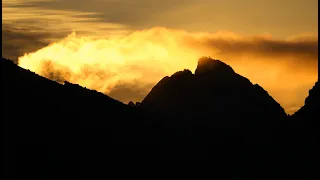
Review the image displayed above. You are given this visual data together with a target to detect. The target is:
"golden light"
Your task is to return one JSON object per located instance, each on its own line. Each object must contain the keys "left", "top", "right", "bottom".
{"left": 18, "top": 27, "right": 318, "bottom": 114}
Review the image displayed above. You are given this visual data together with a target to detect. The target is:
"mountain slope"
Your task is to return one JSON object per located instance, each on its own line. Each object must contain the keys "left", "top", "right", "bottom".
{"left": 292, "top": 80, "right": 319, "bottom": 126}
{"left": 2, "top": 58, "right": 144, "bottom": 132}
{"left": 1, "top": 58, "right": 178, "bottom": 179}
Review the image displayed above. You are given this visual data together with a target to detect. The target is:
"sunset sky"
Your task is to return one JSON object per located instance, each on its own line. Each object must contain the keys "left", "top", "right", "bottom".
{"left": 2, "top": 0, "right": 318, "bottom": 114}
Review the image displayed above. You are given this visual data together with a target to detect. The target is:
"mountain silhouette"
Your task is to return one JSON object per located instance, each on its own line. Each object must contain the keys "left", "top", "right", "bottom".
{"left": 1, "top": 57, "right": 319, "bottom": 179}
{"left": 140, "top": 57, "right": 289, "bottom": 143}
{"left": 292, "top": 80, "right": 319, "bottom": 126}
{"left": 1, "top": 58, "right": 178, "bottom": 179}
{"left": 141, "top": 57, "right": 287, "bottom": 125}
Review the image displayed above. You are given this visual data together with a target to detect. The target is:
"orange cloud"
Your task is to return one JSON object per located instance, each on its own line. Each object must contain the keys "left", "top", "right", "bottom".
{"left": 17, "top": 27, "right": 318, "bottom": 114}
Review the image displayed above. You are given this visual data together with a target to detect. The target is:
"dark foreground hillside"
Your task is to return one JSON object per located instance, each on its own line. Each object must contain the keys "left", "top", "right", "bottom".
{"left": 1, "top": 57, "right": 319, "bottom": 179}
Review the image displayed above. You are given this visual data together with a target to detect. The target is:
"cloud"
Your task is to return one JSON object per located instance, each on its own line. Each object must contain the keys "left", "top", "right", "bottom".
{"left": 15, "top": 27, "right": 318, "bottom": 114}
{"left": 6, "top": 0, "right": 197, "bottom": 28}
{"left": 180, "top": 31, "right": 318, "bottom": 61}
{"left": 2, "top": 24, "right": 53, "bottom": 63}
{"left": 2, "top": 0, "right": 130, "bottom": 62}
{"left": 2, "top": 0, "right": 130, "bottom": 37}
{"left": 3, "top": 0, "right": 318, "bottom": 38}
{"left": 203, "top": 35, "right": 318, "bottom": 60}
{"left": 2, "top": 0, "right": 318, "bottom": 114}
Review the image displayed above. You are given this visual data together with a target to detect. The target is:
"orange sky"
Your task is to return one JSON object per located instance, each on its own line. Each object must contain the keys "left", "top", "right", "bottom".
{"left": 2, "top": 0, "right": 319, "bottom": 114}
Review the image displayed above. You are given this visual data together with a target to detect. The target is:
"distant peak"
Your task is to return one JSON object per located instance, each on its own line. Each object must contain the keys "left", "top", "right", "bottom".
{"left": 171, "top": 69, "right": 193, "bottom": 78}
{"left": 128, "top": 101, "right": 135, "bottom": 106}
{"left": 195, "top": 56, "right": 234, "bottom": 76}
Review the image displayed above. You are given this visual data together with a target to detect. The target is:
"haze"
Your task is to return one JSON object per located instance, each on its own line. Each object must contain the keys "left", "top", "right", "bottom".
{"left": 2, "top": 0, "right": 318, "bottom": 114}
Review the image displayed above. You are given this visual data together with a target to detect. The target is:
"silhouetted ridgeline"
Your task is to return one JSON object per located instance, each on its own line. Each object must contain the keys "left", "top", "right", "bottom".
{"left": 141, "top": 57, "right": 288, "bottom": 128}
{"left": 292, "top": 80, "right": 319, "bottom": 126}
{"left": 1, "top": 57, "right": 319, "bottom": 179}
{"left": 1, "top": 57, "right": 176, "bottom": 180}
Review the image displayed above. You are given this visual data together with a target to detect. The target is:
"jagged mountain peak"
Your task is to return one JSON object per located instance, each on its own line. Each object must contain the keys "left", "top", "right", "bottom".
{"left": 140, "top": 57, "right": 287, "bottom": 128}
{"left": 195, "top": 56, "right": 235, "bottom": 76}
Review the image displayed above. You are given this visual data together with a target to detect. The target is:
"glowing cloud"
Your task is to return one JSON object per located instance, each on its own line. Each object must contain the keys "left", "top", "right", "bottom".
{"left": 18, "top": 27, "right": 318, "bottom": 114}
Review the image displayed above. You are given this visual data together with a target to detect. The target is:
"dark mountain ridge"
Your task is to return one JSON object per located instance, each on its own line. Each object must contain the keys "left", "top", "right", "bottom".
{"left": 140, "top": 57, "right": 288, "bottom": 129}
{"left": 292, "top": 80, "right": 319, "bottom": 126}
{"left": 1, "top": 57, "right": 319, "bottom": 179}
